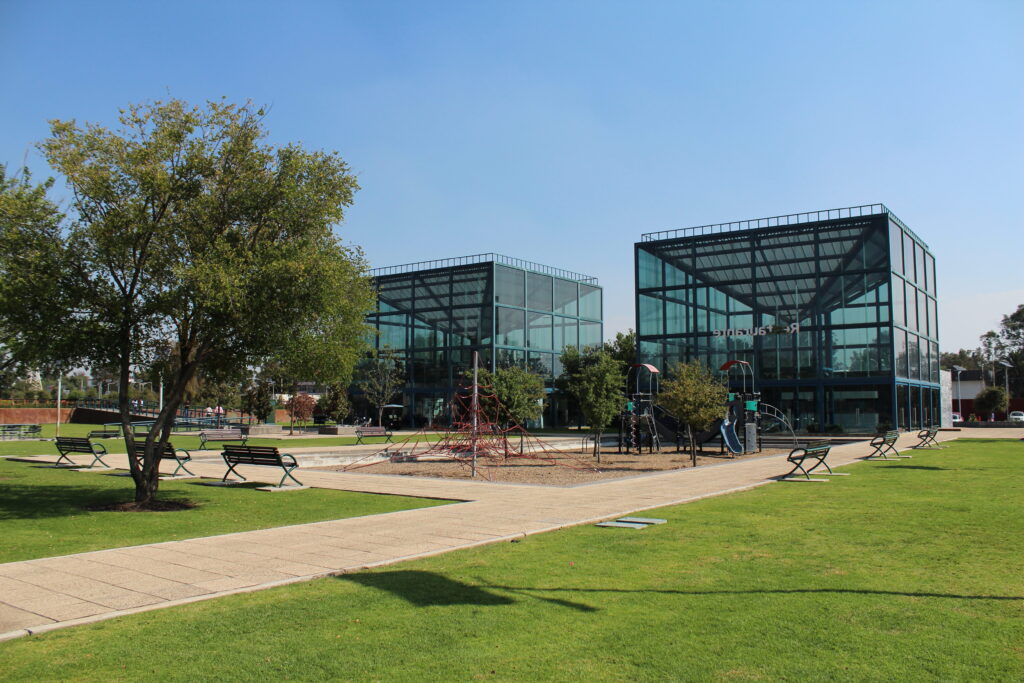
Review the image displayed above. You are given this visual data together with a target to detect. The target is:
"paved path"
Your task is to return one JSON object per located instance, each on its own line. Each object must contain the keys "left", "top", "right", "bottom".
{"left": 1, "top": 428, "right": 1019, "bottom": 641}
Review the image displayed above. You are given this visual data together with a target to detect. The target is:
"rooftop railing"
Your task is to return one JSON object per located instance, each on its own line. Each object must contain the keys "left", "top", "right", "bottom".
{"left": 640, "top": 203, "right": 928, "bottom": 248}
{"left": 371, "top": 253, "right": 599, "bottom": 285}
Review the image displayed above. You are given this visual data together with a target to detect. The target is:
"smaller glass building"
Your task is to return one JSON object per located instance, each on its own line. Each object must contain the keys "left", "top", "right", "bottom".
{"left": 366, "top": 254, "right": 603, "bottom": 426}
{"left": 635, "top": 204, "right": 939, "bottom": 433}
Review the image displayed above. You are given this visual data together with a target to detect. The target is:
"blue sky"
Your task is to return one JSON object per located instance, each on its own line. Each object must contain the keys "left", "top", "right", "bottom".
{"left": 2, "top": 0, "right": 1021, "bottom": 351}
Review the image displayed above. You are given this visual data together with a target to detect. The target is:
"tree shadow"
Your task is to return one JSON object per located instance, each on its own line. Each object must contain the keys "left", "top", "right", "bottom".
{"left": 473, "top": 582, "right": 1021, "bottom": 602}
{"left": 0, "top": 480, "right": 139, "bottom": 520}
{"left": 339, "top": 570, "right": 515, "bottom": 607}
{"left": 874, "top": 465, "right": 948, "bottom": 471}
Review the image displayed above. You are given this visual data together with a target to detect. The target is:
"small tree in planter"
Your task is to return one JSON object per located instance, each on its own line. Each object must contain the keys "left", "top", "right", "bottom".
{"left": 243, "top": 380, "right": 275, "bottom": 424}
{"left": 318, "top": 382, "right": 351, "bottom": 425}
{"left": 285, "top": 393, "right": 317, "bottom": 435}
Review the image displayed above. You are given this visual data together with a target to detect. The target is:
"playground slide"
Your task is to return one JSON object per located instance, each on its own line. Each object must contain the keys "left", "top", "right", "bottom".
{"left": 720, "top": 418, "right": 743, "bottom": 454}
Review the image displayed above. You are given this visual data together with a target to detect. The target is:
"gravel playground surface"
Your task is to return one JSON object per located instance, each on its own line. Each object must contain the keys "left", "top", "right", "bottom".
{"left": 312, "top": 445, "right": 794, "bottom": 486}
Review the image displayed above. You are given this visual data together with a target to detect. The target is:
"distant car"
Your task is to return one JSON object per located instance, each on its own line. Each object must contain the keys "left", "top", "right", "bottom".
{"left": 1009, "top": 411, "right": 1024, "bottom": 423}
{"left": 951, "top": 412, "right": 962, "bottom": 422}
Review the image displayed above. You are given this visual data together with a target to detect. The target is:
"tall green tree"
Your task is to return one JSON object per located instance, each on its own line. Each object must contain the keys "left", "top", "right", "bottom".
{"left": 974, "top": 386, "right": 1008, "bottom": 418}
{"left": 656, "top": 360, "right": 728, "bottom": 466}
{"left": 559, "top": 346, "right": 624, "bottom": 460}
{"left": 0, "top": 100, "right": 374, "bottom": 505}
{"left": 357, "top": 346, "right": 406, "bottom": 427}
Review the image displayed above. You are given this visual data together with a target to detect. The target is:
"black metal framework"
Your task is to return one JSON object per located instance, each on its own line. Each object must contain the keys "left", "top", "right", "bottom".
{"left": 635, "top": 207, "right": 939, "bottom": 434}
{"left": 366, "top": 255, "right": 603, "bottom": 427}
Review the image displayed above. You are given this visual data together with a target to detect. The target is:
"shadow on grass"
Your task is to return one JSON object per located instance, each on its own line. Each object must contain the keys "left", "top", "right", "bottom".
{"left": 339, "top": 570, "right": 516, "bottom": 607}
{"left": 474, "top": 582, "right": 1022, "bottom": 602}
{"left": 873, "top": 465, "right": 948, "bottom": 471}
{"left": 0, "top": 481, "right": 139, "bottom": 519}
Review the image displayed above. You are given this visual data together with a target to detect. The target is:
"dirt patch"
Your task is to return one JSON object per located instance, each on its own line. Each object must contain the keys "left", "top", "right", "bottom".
{"left": 313, "top": 446, "right": 790, "bottom": 486}
{"left": 87, "top": 499, "right": 198, "bottom": 512}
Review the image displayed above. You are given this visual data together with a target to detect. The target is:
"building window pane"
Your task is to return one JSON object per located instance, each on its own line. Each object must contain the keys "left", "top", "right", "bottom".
{"left": 553, "top": 316, "right": 578, "bottom": 350}
{"left": 579, "top": 321, "right": 602, "bottom": 348}
{"left": 496, "top": 306, "right": 525, "bottom": 346}
{"left": 895, "top": 328, "right": 908, "bottom": 378}
{"left": 553, "top": 279, "right": 578, "bottom": 316}
{"left": 903, "top": 233, "right": 916, "bottom": 283}
{"left": 639, "top": 294, "right": 663, "bottom": 337}
{"left": 889, "top": 223, "right": 904, "bottom": 275}
{"left": 638, "top": 248, "right": 663, "bottom": 289}
{"left": 528, "top": 312, "right": 553, "bottom": 350}
{"left": 527, "top": 272, "right": 553, "bottom": 312}
{"left": 495, "top": 266, "right": 525, "bottom": 307}
{"left": 579, "top": 285, "right": 601, "bottom": 319}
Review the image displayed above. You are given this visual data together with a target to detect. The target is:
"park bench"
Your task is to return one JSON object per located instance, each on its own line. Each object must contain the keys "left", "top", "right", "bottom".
{"left": 0, "top": 424, "right": 42, "bottom": 440}
{"left": 781, "top": 440, "right": 848, "bottom": 481}
{"left": 866, "top": 429, "right": 908, "bottom": 460}
{"left": 912, "top": 426, "right": 944, "bottom": 449}
{"left": 199, "top": 428, "right": 247, "bottom": 449}
{"left": 87, "top": 428, "right": 121, "bottom": 439}
{"left": 129, "top": 441, "right": 196, "bottom": 477}
{"left": 220, "top": 445, "right": 302, "bottom": 488}
{"left": 53, "top": 437, "right": 110, "bottom": 469}
{"left": 355, "top": 426, "right": 392, "bottom": 445}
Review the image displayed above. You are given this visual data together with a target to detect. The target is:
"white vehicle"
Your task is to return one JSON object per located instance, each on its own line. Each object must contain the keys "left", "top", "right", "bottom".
{"left": 951, "top": 412, "right": 962, "bottom": 422}
{"left": 1009, "top": 411, "right": 1024, "bottom": 423}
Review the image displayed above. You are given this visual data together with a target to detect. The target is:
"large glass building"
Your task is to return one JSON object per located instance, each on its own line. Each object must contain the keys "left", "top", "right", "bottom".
{"left": 366, "top": 254, "right": 603, "bottom": 427}
{"left": 635, "top": 204, "right": 939, "bottom": 434}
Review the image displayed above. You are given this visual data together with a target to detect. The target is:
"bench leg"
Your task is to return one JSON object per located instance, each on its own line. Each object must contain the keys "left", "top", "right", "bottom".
{"left": 51, "top": 452, "right": 77, "bottom": 467}
{"left": 277, "top": 465, "right": 303, "bottom": 488}
{"left": 222, "top": 462, "right": 246, "bottom": 482}
{"left": 172, "top": 457, "right": 196, "bottom": 477}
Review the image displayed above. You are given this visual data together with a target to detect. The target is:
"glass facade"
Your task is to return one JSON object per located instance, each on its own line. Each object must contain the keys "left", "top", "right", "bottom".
{"left": 366, "top": 255, "right": 602, "bottom": 427}
{"left": 636, "top": 205, "right": 938, "bottom": 433}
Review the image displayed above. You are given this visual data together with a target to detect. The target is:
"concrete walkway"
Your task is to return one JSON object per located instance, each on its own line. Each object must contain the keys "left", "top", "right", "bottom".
{"left": 1, "top": 428, "right": 1019, "bottom": 641}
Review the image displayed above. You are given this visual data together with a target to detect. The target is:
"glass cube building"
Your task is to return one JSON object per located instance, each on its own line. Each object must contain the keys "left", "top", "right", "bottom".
{"left": 635, "top": 204, "right": 939, "bottom": 433}
{"left": 367, "top": 254, "right": 603, "bottom": 427}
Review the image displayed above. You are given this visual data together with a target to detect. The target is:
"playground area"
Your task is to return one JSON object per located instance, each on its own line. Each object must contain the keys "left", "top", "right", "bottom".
{"left": 316, "top": 443, "right": 792, "bottom": 484}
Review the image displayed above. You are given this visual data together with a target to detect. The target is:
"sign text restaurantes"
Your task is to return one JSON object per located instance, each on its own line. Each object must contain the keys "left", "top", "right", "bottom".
{"left": 712, "top": 323, "right": 800, "bottom": 338}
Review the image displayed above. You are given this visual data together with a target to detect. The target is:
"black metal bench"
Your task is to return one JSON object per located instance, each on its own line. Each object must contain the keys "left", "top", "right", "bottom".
{"left": 54, "top": 437, "right": 110, "bottom": 468}
{"left": 220, "top": 445, "right": 302, "bottom": 488}
{"left": 782, "top": 440, "right": 836, "bottom": 481}
{"left": 912, "top": 426, "right": 943, "bottom": 449}
{"left": 130, "top": 442, "right": 196, "bottom": 477}
{"left": 867, "top": 429, "right": 908, "bottom": 460}
{"left": 355, "top": 426, "right": 392, "bottom": 445}
{"left": 199, "top": 428, "right": 247, "bottom": 449}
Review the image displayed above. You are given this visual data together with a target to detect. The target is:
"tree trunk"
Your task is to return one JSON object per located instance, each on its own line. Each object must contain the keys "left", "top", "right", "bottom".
{"left": 594, "top": 429, "right": 602, "bottom": 463}
{"left": 377, "top": 406, "right": 384, "bottom": 427}
{"left": 687, "top": 424, "right": 696, "bottom": 468}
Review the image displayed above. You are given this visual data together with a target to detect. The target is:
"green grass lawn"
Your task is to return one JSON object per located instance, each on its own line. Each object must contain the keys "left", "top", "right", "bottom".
{"left": 2, "top": 439, "right": 1022, "bottom": 680}
{"left": 0, "top": 423, "right": 444, "bottom": 457}
{"left": 0, "top": 458, "right": 451, "bottom": 563}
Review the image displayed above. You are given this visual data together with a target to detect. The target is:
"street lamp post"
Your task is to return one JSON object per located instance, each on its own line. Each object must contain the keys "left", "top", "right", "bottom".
{"left": 952, "top": 365, "right": 966, "bottom": 420}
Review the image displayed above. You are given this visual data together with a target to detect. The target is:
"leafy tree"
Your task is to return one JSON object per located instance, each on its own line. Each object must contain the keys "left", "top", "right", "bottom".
{"left": 559, "top": 346, "right": 624, "bottom": 460}
{"left": 973, "top": 386, "right": 1008, "bottom": 418}
{"left": 939, "top": 349, "right": 982, "bottom": 372}
{"left": 656, "top": 360, "right": 728, "bottom": 467}
{"left": 317, "top": 382, "right": 351, "bottom": 424}
{"left": 604, "top": 329, "right": 637, "bottom": 367}
{"left": 243, "top": 381, "right": 275, "bottom": 423}
{"left": 357, "top": 347, "right": 406, "bottom": 427}
{"left": 467, "top": 366, "right": 546, "bottom": 452}
{"left": 285, "top": 393, "right": 317, "bottom": 435}
{"left": 0, "top": 99, "right": 374, "bottom": 505}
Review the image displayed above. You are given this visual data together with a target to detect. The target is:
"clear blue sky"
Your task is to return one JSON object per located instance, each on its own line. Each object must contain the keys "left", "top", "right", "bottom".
{"left": 2, "top": 0, "right": 1021, "bottom": 351}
